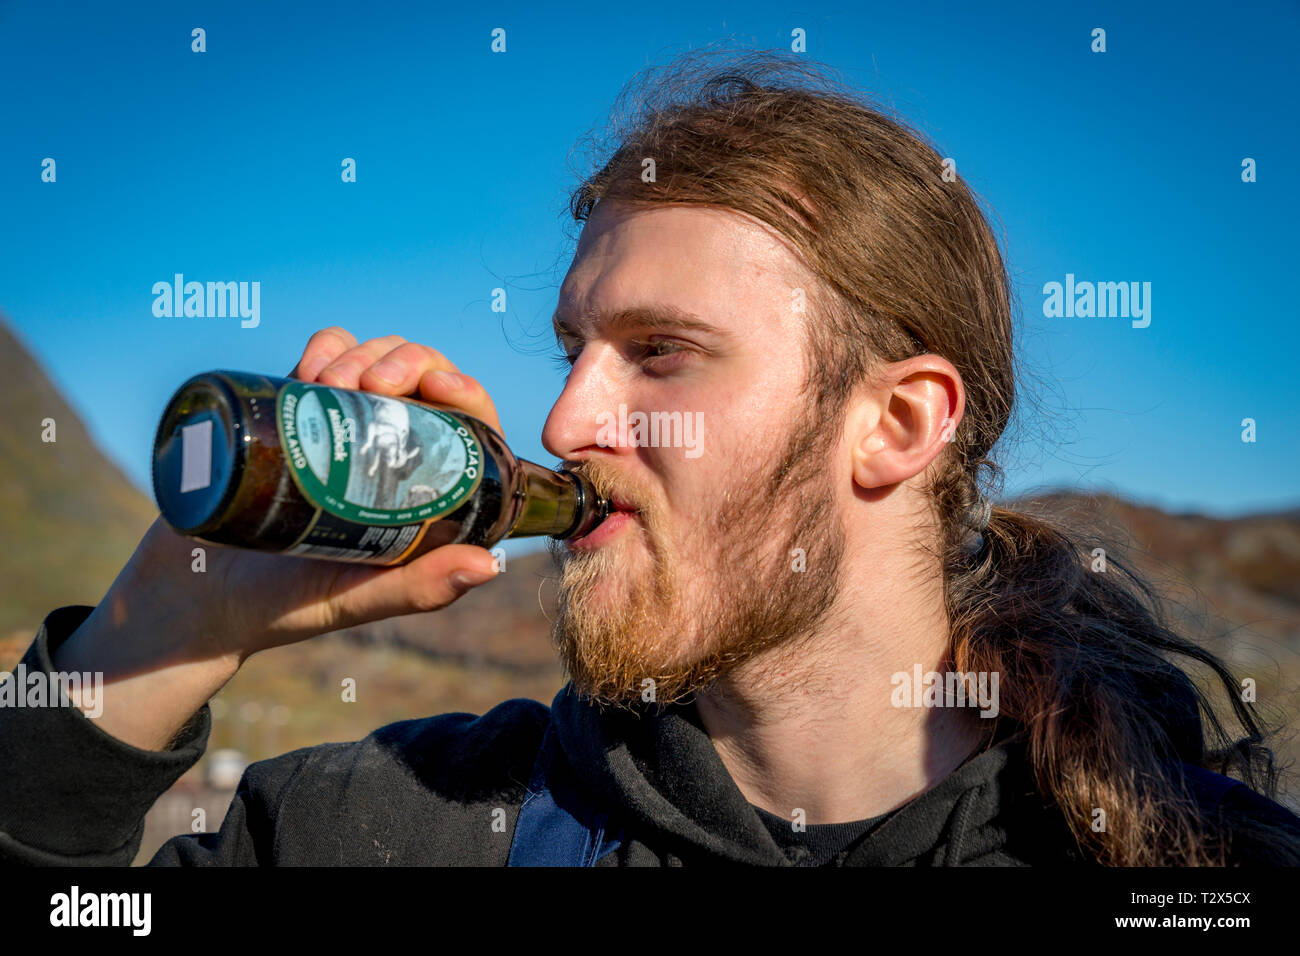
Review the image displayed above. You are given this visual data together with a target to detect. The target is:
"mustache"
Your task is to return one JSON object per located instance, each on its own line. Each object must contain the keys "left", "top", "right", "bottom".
{"left": 564, "top": 460, "right": 654, "bottom": 514}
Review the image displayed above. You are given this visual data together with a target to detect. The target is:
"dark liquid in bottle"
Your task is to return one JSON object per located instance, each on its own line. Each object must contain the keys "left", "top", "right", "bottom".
{"left": 152, "top": 371, "right": 592, "bottom": 566}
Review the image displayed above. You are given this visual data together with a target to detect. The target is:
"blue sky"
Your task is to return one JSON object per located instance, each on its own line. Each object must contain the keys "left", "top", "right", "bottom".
{"left": 2, "top": 0, "right": 1297, "bottom": 527}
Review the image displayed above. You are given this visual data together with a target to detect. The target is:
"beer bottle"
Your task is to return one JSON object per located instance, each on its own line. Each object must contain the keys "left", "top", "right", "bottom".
{"left": 150, "top": 370, "right": 609, "bottom": 565}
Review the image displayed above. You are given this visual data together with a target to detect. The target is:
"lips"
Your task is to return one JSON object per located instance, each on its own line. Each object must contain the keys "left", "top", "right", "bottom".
{"left": 568, "top": 491, "right": 640, "bottom": 550}
{"left": 609, "top": 495, "right": 639, "bottom": 515}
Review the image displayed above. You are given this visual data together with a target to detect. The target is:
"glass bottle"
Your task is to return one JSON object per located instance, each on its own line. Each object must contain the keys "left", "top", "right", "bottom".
{"left": 151, "top": 370, "right": 608, "bottom": 565}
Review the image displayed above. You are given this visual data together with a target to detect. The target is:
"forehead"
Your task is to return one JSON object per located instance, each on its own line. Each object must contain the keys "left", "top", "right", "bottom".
{"left": 555, "top": 201, "right": 811, "bottom": 332}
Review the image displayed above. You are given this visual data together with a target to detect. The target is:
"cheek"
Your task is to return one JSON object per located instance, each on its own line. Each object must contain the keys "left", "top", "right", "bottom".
{"left": 666, "top": 420, "right": 768, "bottom": 523}
{"left": 645, "top": 369, "right": 799, "bottom": 512}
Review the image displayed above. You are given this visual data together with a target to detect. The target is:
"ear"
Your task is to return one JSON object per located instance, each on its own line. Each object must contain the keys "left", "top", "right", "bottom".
{"left": 846, "top": 355, "right": 965, "bottom": 491}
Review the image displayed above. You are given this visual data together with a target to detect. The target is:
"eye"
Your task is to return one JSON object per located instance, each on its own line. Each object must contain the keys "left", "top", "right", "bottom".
{"left": 633, "top": 339, "right": 688, "bottom": 371}
{"left": 550, "top": 348, "right": 578, "bottom": 372}
{"left": 551, "top": 332, "right": 583, "bottom": 373}
{"left": 550, "top": 336, "right": 691, "bottom": 375}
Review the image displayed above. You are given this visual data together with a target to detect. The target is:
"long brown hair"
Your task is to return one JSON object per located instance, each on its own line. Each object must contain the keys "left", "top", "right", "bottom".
{"left": 564, "top": 47, "right": 1298, "bottom": 865}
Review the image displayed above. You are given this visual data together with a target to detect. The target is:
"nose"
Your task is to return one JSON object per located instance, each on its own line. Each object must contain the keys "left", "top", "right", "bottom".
{"left": 541, "top": 344, "right": 629, "bottom": 466}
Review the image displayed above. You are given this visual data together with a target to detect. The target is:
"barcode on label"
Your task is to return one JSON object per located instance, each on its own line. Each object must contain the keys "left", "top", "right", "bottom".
{"left": 180, "top": 420, "right": 213, "bottom": 493}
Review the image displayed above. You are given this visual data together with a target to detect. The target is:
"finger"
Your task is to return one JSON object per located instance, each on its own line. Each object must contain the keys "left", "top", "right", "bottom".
{"left": 355, "top": 343, "right": 505, "bottom": 437}
{"left": 356, "top": 341, "right": 462, "bottom": 394}
{"left": 315, "top": 335, "right": 408, "bottom": 389}
{"left": 416, "top": 368, "right": 505, "bottom": 437}
{"left": 290, "top": 327, "right": 358, "bottom": 381}
{"left": 328, "top": 544, "right": 501, "bottom": 625}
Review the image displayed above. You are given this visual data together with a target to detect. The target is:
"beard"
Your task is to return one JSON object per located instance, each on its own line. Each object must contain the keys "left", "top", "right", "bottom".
{"left": 546, "top": 414, "right": 846, "bottom": 713}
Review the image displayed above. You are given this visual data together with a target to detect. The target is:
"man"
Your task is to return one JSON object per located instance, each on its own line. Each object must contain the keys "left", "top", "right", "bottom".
{"left": 3, "top": 51, "right": 1297, "bottom": 867}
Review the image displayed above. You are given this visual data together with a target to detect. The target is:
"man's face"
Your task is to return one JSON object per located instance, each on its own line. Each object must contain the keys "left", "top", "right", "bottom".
{"left": 543, "top": 200, "right": 846, "bottom": 708}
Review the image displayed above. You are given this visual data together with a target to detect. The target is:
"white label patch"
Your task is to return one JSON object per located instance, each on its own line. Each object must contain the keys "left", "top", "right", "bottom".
{"left": 179, "top": 420, "right": 213, "bottom": 493}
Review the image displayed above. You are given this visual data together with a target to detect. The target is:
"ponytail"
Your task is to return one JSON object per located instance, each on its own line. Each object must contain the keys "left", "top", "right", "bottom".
{"left": 943, "top": 498, "right": 1298, "bottom": 865}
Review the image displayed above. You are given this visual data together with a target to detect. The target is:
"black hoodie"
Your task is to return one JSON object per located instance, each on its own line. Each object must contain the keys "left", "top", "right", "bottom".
{"left": 1, "top": 605, "right": 1297, "bottom": 866}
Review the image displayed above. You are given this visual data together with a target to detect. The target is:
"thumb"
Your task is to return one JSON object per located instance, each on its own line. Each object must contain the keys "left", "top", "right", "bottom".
{"left": 413, "top": 544, "right": 503, "bottom": 601}
{"left": 334, "top": 544, "right": 501, "bottom": 624}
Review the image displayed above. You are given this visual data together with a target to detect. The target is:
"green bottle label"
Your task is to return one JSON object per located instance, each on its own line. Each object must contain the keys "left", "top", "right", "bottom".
{"left": 277, "top": 382, "right": 482, "bottom": 527}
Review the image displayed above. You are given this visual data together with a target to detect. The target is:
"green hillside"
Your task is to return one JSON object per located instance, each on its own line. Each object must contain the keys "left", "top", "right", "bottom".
{"left": 0, "top": 316, "right": 159, "bottom": 637}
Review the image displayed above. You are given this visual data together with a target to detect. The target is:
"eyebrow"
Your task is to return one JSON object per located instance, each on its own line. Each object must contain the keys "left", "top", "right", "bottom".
{"left": 551, "top": 304, "right": 731, "bottom": 340}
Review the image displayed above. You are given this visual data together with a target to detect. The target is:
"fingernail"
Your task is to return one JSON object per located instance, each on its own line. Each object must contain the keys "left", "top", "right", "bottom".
{"left": 370, "top": 359, "right": 404, "bottom": 384}
{"left": 451, "top": 567, "right": 497, "bottom": 591}
{"left": 431, "top": 369, "right": 460, "bottom": 389}
{"left": 300, "top": 356, "right": 329, "bottom": 380}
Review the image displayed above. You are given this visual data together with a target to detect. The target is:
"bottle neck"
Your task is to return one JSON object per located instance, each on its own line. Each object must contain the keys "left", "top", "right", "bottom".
{"left": 509, "top": 460, "right": 609, "bottom": 539}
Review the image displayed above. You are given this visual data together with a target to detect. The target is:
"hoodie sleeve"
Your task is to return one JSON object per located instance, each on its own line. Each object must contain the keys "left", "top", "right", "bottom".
{"left": 0, "top": 605, "right": 232, "bottom": 866}
{"left": 143, "top": 748, "right": 315, "bottom": 866}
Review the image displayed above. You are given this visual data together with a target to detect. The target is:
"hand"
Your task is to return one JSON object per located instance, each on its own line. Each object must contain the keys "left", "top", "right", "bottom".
{"left": 293, "top": 327, "right": 505, "bottom": 437}
{"left": 54, "top": 329, "right": 509, "bottom": 751}
{"left": 216, "top": 327, "right": 509, "bottom": 654}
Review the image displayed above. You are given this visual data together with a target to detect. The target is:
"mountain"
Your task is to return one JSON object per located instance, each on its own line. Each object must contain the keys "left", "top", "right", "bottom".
{"left": 1016, "top": 491, "right": 1300, "bottom": 664}
{"left": 0, "top": 317, "right": 159, "bottom": 638}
